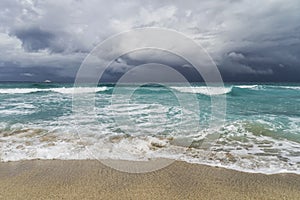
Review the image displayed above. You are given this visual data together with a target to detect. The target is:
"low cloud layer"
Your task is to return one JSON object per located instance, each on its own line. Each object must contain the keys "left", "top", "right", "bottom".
{"left": 0, "top": 0, "right": 299, "bottom": 82}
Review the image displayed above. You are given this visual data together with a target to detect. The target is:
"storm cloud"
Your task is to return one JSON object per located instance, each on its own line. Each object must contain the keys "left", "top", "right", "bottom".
{"left": 0, "top": 0, "right": 299, "bottom": 82}
{"left": 13, "top": 27, "right": 55, "bottom": 52}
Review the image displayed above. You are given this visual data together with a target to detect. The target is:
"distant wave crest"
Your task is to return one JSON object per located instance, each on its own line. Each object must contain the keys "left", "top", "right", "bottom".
{"left": 235, "top": 85, "right": 300, "bottom": 91}
{"left": 171, "top": 86, "right": 232, "bottom": 95}
{"left": 274, "top": 86, "right": 300, "bottom": 90}
{"left": 0, "top": 87, "right": 109, "bottom": 94}
{"left": 171, "top": 84, "right": 300, "bottom": 96}
{"left": 234, "top": 85, "right": 259, "bottom": 89}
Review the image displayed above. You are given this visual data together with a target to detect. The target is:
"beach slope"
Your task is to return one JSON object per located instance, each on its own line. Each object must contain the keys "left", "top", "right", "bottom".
{"left": 0, "top": 160, "right": 299, "bottom": 199}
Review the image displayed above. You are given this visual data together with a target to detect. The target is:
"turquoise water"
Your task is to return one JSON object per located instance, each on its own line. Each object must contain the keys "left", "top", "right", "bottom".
{"left": 0, "top": 83, "right": 299, "bottom": 174}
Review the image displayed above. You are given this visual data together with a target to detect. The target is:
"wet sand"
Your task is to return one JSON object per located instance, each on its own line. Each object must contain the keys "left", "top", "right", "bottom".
{"left": 0, "top": 159, "right": 299, "bottom": 199}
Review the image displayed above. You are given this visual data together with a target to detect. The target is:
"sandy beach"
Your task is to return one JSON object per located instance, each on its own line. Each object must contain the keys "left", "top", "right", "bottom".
{"left": 0, "top": 159, "right": 299, "bottom": 200}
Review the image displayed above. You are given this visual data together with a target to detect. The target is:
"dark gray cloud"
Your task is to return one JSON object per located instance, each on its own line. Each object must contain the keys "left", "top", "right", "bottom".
{"left": 101, "top": 50, "right": 202, "bottom": 82}
{"left": 0, "top": 0, "right": 299, "bottom": 82}
{"left": 12, "top": 26, "right": 55, "bottom": 52}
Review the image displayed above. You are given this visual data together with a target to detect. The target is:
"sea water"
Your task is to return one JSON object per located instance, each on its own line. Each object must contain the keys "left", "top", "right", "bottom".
{"left": 0, "top": 83, "right": 299, "bottom": 174}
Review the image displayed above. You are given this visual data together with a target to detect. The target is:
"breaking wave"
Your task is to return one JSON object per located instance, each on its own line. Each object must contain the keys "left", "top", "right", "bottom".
{"left": 171, "top": 86, "right": 232, "bottom": 95}
{"left": 0, "top": 87, "right": 109, "bottom": 94}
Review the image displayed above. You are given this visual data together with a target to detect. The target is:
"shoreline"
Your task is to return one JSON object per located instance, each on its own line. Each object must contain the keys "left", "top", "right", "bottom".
{"left": 1, "top": 159, "right": 300, "bottom": 199}
{"left": 1, "top": 157, "right": 299, "bottom": 175}
{"left": 1, "top": 158, "right": 300, "bottom": 175}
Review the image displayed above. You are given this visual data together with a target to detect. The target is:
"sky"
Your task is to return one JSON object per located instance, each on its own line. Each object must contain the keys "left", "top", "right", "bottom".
{"left": 0, "top": 0, "right": 299, "bottom": 82}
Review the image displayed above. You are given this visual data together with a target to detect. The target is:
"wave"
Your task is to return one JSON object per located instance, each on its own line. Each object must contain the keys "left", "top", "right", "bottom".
{"left": 1, "top": 121, "right": 299, "bottom": 174}
{"left": 171, "top": 86, "right": 232, "bottom": 95}
{"left": 1, "top": 116, "right": 300, "bottom": 174}
{"left": 235, "top": 85, "right": 300, "bottom": 91}
{"left": 234, "top": 85, "right": 259, "bottom": 89}
{"left": 0, "top": 87, "right": 109, "bottom": 94}
{"left": 272, "top": 86, "right": 300, "bottom": 90}
{"left": 170, "top": 85, "right": 267, "bottom": 96}
{"left": 51, "top": 87, "right": 109, "bottom": 94}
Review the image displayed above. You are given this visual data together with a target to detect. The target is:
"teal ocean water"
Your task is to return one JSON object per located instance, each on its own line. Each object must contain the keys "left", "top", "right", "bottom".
{"left": 0, "top": 83, "right": 299, "bottom": 174}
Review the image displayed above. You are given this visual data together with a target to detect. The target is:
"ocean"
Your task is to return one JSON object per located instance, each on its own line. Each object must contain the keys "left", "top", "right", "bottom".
{"left": 0, "top": 83, "right": 299, "bottom": 174}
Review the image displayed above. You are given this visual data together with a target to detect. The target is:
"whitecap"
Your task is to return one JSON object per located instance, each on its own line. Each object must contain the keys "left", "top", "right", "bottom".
{"left": 171, "top": 86, "right": 232, "bottom": 95}
{"left": 0, "top": 87, "right": 109, "bottom": 94}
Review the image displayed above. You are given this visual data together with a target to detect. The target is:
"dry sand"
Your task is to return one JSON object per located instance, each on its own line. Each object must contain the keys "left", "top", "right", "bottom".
{"left": 0, "top": 159, "right": 299, "bottom": 199}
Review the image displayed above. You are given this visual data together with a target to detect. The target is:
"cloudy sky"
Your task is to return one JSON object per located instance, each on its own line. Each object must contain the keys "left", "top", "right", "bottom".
{"left": 0, "top": 0, "right": 299, "bottom": 82}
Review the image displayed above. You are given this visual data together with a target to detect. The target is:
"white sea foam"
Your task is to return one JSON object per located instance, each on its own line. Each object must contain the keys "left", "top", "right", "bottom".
{"left": 0, "top": 102, "right": 36, "bottom": 115}
{"left": 275, "top": 86, "right": 300, "bottom": 90}
{"left": 0, "top": 87, "right": 109, "bottom": 94}
{"left": 235, "top": 85, "right": 259, "bottom": 89}
{"left": 171, "top": 86, "right": 232, "bottom": 95}
{"left": 1, "top": 120, "right": 299, "bottom": 174}
{"left": 0, "top": 109, "right": 35, "bottom": 115}
{"left": 51, "top": 87, "right": 108, "bottom": 94}
{"left": 0, "top": 88, "right": 39, "bottom": 94}
{"left": 234, "top": 85, "right": 300, "bottom": 91}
